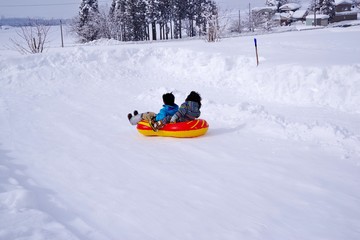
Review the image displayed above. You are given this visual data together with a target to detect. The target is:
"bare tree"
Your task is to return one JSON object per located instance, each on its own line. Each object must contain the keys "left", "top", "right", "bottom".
{"left": 10, "top": 21, "right": 51, "bottom": 54}
{"left": 353, "top": 0, "right": 360, "bottom": 8}
{"left": 203, "top": 8, "right": 231, "bottom": 42}
{"left": 252, "top": 7, "right": 277, "bottom": 31}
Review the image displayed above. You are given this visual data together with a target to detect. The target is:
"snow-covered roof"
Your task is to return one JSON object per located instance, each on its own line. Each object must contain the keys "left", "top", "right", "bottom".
{"left": 252, "top": 6, "right": 277, "bottom": 12}
{"left": 272, "top": 12, "right": 292, "bottom": 20}
{"left": 279, "top": 3, "right": 301, "bottom": 11}
{"left": 306, "top": 14, "right": 330, "bottom": 19}
{"left": 335, "top": 0, "right": 353, "bottom": 5}
{"left": 292, "top": 10, "right": 308, "bottom": 19}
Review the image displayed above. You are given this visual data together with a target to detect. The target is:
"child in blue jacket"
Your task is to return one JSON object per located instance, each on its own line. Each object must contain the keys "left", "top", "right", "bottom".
{"left": 127, "top": 93, "right": 179, "bottom": 128}
{"left": 150, "top": 91, "right": 202, "bottom": 131}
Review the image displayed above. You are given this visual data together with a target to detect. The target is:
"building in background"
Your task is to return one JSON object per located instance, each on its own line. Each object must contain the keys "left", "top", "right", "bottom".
{"left": 332, "top": 0, "right": 358, "bottom": 22}
{"left": 306, "top": 14, "right": 330, "bottom": 26}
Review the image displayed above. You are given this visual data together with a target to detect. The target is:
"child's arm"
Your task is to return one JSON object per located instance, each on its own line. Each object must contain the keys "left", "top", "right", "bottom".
{"left": 170, "top": 103, "right": 187, "bottom": 122}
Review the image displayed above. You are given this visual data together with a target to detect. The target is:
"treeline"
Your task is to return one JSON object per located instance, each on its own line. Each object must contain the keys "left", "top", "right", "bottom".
{"left": 73, "top": 0, "right": 218, "bottom": 43}
{"left": 0, "top": 18, "right": 68, "bottom": 27}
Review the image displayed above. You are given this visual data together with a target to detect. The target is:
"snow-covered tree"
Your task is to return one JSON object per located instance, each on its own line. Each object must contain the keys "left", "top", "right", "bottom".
{"left": 124, "top": 0, "right": 147, "bottom": 41}
{"left": 109, "top": 0, "right": 147, "bottom": 41}
{"left": 195, "top": 0, "right": 218, "bottom": 37}
{"left": 201, "top": 1, "right": 219, "bottom": 41}
{"left": 78, "top": 0, "right": 99, "bottom": 25}
{"left": 352, "top": 0, "right": 360, "bottom": 8}
{"left": 73, "top": 0, "right": 100, "bottom": 42}
{"left": 95, "top": 9, "right": 113, "bottom": 39}
{"left": 185, "top": 0, "right": 197, "bottom": 37}
{"left": 252, "top": 8, "right": 277, "bottom": 31}
{"left": 143, "top": 0, "right": 159, "bottom": 40}
{"left": 109, "top": 0, "right": 126, "bottom": 40}
{"left": 178, "top": 0, "right": 218, "bottom": 38}
{"left": 319, "top": 0, "right": 336, "bottom": 20}
{"left": 265, "top": 0, "right": 277, "bottom": 6}
{"left": 157, "top": 0, "right": 172, "bottom": 40}
{"left": 172, "top": 0, "right": 188, "bottom": 39}
{"left": 266, "top": 0, "right": 300, "bottom": 13}
{"left": 72, "top": 0, "right": 219, "bottom": 42}
{"left": 309, "top": 0, "right": 336, "bottom": 20}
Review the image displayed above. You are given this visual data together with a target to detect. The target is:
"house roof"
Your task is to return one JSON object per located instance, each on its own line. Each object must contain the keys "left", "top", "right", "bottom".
{"left": 279, "top": 3, "right": 301, "bottom": 11}
{"left": 292, "top": 10, "right": 308, "bottom": 19}
{"left": 252, "top": 6, "right": 277, "bottom": 12}
{"left": 272, "top": 12, "right": 292, "bottom": 20}
{"left": 334, "top": 0, "right": 353, "bottom": 5}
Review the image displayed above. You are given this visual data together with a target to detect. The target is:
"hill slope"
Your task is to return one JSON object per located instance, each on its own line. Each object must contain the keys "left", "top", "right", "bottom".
{"left": 0, "top": 26, "right": 360, "bottom": 240}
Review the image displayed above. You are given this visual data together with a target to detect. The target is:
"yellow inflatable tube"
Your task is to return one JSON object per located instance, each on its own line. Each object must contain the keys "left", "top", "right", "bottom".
{"left": 137, "top": 119, "right": 209, "bottom": 138}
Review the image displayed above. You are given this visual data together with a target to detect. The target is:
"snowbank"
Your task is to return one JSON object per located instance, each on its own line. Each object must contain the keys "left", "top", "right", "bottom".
{"left": 0, "top": 25, "right": 360, "bottom": 240}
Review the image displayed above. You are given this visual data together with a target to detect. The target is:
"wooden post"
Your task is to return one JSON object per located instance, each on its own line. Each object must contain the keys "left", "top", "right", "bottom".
{"left": 314, "top": 0, "right": 317, "bottom": 26}
{"left": 249, "top": 3, "right": 251, "bottom": 32}
{"left": 238, "top": 10, "right": 241, "bottom": 33}
{"left": 254, "top": 38, "right": 259, "bottom": 66}
{"left": 60, "top": 20, "right": 64, "bottom": 47}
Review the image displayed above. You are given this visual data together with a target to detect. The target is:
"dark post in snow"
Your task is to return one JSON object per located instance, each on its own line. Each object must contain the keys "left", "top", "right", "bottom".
{"left": 60, "top": 20, "right": 64, "bottom": 48}
{"left": 249, "top": 3, "right": 251, "bottom": 32}
{"left": 238, "top": 10, "right": 241, "bottom": 33}
{"left": 254, "top": 38, "right": 259, "bottom": 66}
{"left": 314, "top": 0, "right": 317, "bottom": 27}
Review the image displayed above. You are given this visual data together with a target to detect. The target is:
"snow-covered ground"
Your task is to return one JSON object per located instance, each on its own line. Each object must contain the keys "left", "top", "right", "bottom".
{"left": 0, "top": 25, "right": 360, "bottom": 240}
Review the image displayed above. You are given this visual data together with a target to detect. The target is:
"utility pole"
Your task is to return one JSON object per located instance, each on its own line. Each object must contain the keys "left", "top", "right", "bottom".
{"left": 314, "top": 0, "right": 317, "bottom": 26}
{"left": 60, "top": 20, "right": 64, "bottom": 47}
{"left": 170, "top": 0, "right": 174, "bottom": 39}
{"left": 238, "top": 10, "right": 241, "bottom": 33}
{"left": 249, "top": 3, "right": 251, "bottom": 32}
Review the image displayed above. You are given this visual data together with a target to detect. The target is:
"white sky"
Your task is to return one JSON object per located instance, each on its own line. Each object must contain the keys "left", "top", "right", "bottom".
{"left": 0, "top": 0, "right": 267, "bottom": 19}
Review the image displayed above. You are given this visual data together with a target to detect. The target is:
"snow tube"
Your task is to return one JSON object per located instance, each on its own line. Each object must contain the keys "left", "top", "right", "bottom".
{"left": 137, "top": 119, "right": 209, "bottom": 138}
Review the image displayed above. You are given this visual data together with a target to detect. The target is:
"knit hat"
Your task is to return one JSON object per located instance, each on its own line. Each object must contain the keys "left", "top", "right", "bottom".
{"left": 185, "top": 91, "right": 202, "bottom": 109}
{"left": 162, "top": 93, "right": 175, "bottom": 106}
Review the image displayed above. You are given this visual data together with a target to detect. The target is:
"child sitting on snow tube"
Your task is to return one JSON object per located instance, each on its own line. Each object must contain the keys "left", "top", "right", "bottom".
{"left": 127, "top": 92, "right": 178, "bottom": 128}
{"left": 151, "top": 91, "right": 202, "bottom": 131}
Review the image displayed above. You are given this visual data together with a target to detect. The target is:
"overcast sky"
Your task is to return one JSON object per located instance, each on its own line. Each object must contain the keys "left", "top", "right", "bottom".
{"left": 0, "top": 0, "right": 266, "bottom": 19}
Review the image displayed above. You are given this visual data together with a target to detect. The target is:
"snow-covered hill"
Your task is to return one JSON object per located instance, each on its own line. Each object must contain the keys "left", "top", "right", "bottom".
{"left": 0, "top": 26, "right": 360, "bottom": 240}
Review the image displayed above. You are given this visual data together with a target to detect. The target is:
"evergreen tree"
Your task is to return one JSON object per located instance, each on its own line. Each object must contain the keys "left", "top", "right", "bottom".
{"left": 186, "top": 0, "right": 196, "bottom": 37}
{"left": 194, "top": 0, "right": 207, "bottom": 36}
{"left": 157, "top": 0, "right": 172, "bottom": 40}
{"left": 129, "top": 0, "right": 147, "bottom": 41}
{"left": 173, "top": 0, "right": 188, "bottom": 38}
{"left": 78, "top": 0, "right": 99, "bottom": 26}
{"left": 75, "top": 0, "right": 100, "bottom": 42}
{"left": 97, "top": 9, "right": 112, "bottom": 39}
{"left": 145, "top": 0, "right": 160, "bottom": 40}
{"left": 110, "top": 0, "right": 147, "bottom": 41}
{"left": 73, "top": 0, "right": 219, "bottom": 42}
{"left": 309, "top": 0, "right": 336, "bottom": 20}
{"left": 320, "top": 0, "right": 336, "bottom": 20}
{"left": 109, "top": 0, "right": 126, "bottom": 40}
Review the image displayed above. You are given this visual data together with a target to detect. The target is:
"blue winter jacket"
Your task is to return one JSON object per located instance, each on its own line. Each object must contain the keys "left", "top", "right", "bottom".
{"left": 155, "top": 104, "right": 179, "bottom": 121}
